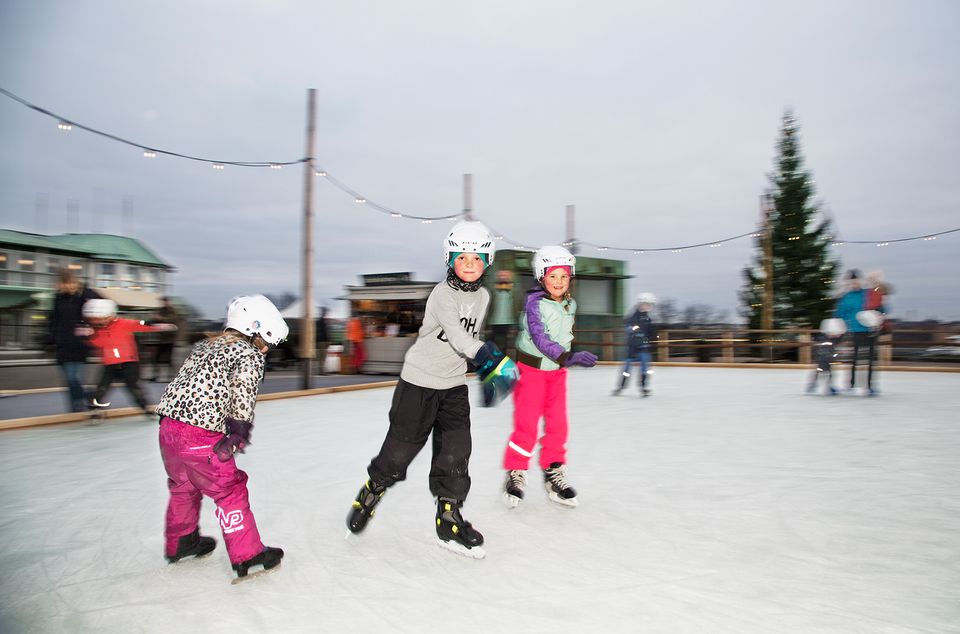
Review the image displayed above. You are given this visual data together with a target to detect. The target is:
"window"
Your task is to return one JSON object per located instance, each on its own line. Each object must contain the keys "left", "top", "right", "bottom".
{"left": 575, "top": 279, "right": 615, "bottom": 314}
{"left": 0, "top": 252, "right": 7, "bottom": 285}
{"left": 97, "top": 263, "right": 116, "bottom": 288}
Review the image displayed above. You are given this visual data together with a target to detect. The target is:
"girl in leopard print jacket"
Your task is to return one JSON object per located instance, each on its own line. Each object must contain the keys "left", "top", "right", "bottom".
{"left": 155, "top": 295, "right": 287, "bottom": 580}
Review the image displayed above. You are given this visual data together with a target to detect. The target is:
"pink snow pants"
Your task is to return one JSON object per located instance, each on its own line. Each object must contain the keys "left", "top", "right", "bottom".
{"left": 503, "top": 364, "right": 569, "bottom": 470}
{"left": 159, "top": 417, "right": 263, "bottom": 564}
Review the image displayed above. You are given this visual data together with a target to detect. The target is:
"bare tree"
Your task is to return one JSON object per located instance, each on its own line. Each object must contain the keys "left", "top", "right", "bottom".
{"left": 656, "top": 298, "right": 678, "bottom": 324}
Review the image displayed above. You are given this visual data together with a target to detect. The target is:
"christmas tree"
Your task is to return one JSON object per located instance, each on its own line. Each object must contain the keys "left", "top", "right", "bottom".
{"left": 740, "top": 110, "right": 839, "bottom": 329}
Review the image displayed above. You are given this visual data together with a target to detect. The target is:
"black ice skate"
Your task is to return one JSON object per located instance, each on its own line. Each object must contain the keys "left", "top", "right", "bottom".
{"left": 612, "top": 373, "right": 629, "bottom": 396}
{"left": 231, "top": 546, "right": 284, "bottom": 584}
{"left": 503, "top": 470, "right": 526, "bottom": 508}
{"left": 543, "top": 462, "right": 579, "bottom": 507}
{"left": 165, "top": 528, "right": 216, "bottom": 563}
{"left": 347, "top": 479, "right": 386, "bottom": 534}
{"left": 435, "top": 497, "right": 485, "bottom": 559}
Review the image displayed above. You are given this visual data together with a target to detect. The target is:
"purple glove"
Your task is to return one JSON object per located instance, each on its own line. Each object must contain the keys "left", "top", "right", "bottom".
{"left": 213, "top": 418, "right": 254, "bottom": 462}
{"left": 564, "top": 351, "right": 598, "bottom": 367}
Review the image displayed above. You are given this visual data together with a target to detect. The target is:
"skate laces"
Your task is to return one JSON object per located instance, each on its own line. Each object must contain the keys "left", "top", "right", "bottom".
{"left": 507, "top": 470, "right": 526, "bottom": 490}
{"left": 545, "top": 464, "right": 570, "bottom": 491}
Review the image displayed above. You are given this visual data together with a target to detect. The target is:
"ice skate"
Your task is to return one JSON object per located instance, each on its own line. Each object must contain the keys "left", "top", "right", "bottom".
{"left": 641, "top": 388, "right": 651, "bottom": 398}
{"left": 347, "top": 479, "right": 386, "bottom": 534}
{"left": 435, "top": 498, "right": 485, "bottom": 559}
{"left": 231, "top": 546, "right": 284, "bottom": 584}
{"left": 88, "top": 398, "right": 110, "bottom": 425}
{"left": 612, "top": 373, "right": 629, "bottom": 396}
{"left": 165, "top": 528, "right": 216, "bottom": 563}
{"left": 503, "top": 470, "right": 526, "bottom": 508}
{"left": 543, "top": 462, "right": 579, "bottom": 507}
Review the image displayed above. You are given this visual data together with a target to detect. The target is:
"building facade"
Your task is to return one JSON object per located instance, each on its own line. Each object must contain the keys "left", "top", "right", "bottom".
{"left": 0, "top": 230, "right": 174, "bottom": 348}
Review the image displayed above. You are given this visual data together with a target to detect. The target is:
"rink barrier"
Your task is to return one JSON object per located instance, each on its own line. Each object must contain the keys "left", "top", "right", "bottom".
{"left": 0, "top": 379, "right": 400, "bottom": 432}
{"left": 3, "top": 364, "right": 956, "bottom": 432}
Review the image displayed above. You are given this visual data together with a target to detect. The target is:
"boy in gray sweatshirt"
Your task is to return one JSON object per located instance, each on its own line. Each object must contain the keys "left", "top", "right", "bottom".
{"left": 345, "top": 221, "right": 517, "bottom": 559}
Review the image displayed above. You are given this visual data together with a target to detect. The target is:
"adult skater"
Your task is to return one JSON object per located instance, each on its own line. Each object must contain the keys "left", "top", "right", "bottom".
{"left": 613, "top": 292, "right": 657, "bottom": 397}
{"left": 345, "top": 221, "right": 518, "bottom": 559}
{"left": 155, "top": 295, "right": 287, "bottom": 581}
{"left": 835, "top": 269, "right": 885, "bottom": 396}
{"left": 502, "top": 245, "right": 598, "bottom": 508}
{"left": 49, "top": 268, "right": 100, "bottom": 412}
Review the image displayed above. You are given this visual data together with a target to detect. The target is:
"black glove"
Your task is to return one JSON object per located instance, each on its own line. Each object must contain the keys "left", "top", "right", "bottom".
{"left": 472, "top": 341, "right": 504, "bottom": 381}
{"left": 213, "top": 418, "right": 254, "bottom": 462}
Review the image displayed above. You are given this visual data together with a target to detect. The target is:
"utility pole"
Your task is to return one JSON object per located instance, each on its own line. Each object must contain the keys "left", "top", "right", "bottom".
{"left": 299, "top": 89, "right": 317, "bottom": 389}
{"left": 462, "top": 173, "right": 473, "bottom": 220}
{"left": 565, "top": 204, "right": 577, "bottom": 254}
{"left": 761, "top": 192, "right": 775, "bottom": 360}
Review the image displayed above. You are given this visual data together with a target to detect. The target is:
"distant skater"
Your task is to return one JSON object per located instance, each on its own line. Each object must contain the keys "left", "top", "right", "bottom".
{"left": 613, "top": 292, "right": 657, "bottom": 397}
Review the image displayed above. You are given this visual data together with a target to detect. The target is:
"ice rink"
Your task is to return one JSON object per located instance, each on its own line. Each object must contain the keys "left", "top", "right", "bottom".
{"left": 1, "top": 366, "right": 958, "bottom": 633}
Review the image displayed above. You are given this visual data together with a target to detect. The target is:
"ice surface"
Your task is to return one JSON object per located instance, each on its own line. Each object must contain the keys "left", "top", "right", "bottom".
{"left": 1, "top": 366, "right": 958, "bottom": 633}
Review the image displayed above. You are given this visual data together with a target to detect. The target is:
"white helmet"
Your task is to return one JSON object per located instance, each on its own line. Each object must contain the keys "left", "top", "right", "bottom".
{"left": 225, "top": 295, "right": 289, "bottom": 346}
{"left": 855, "top": 310, "right": 884, "bottom": 329}
{"left": 443, "top": 221, "right": 496, "bottom": 267}
{"left": 533, "top": 245, "right": 576, "bottom": 280}
{"left": 82, "top": 298, "right": 117, "bottom": 319}
{"left": 820, "top": 317, "right": 846, "bottom": 337}
{"left": 636, "top": 292, "right": 657, "bottom": 305}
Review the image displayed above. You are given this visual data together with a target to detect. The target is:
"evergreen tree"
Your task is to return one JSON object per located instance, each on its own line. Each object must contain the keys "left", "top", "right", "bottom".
{"left": 740, "top": 110, "right": 839, "bottom": 329}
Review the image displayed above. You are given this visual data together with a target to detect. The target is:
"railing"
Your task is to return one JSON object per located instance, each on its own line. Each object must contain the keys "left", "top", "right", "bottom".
{"left": 572, "top": 328, "right": 960, "bottom": 366}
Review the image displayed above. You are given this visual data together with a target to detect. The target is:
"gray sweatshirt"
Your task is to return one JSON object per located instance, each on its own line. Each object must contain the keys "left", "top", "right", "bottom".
{"left": 400, "top": 282, "right": 489, "bottom": 390}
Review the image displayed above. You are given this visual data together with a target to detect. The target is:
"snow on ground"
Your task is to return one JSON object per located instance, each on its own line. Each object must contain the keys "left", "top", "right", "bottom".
{"left": 1, "top": 366, "right": 958, "bottom": 633}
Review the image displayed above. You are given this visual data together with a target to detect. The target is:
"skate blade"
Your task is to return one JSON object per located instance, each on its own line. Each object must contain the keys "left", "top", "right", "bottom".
{"left": 230, "top": 563, "right": 281, "bottom": 585}
{"left": 436, "top": 537, "right": 486, "bottom": 560}
{"left": 502, "top": 492, "right": 521, "bottom": 509}
{"left": 546, "top": 492, "right": 579, "bottom": 508}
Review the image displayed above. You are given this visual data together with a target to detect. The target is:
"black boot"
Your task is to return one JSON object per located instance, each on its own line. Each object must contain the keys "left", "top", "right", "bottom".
{"left": 165, "top": 528, "right": 216, "bottom": 563}
{"left": 436, "top": 497, "right": 484, "bottom": 549}
{"left": 347, "top": 479, "right": 387, "bottom": 533}
{"left": 612, "top": 372, "right": 629, "bottom": 395}
{"left": 232, "top": 546, "right": 284, "bottom": 578}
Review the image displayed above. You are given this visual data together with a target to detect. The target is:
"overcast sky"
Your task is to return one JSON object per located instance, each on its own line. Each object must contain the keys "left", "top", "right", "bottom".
{"left": 1, "top": 1, "right": 958, "bottom": 321}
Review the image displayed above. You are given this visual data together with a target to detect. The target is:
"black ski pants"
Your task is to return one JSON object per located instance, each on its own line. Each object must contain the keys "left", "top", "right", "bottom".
{"left": 849, "top": 331, "right": 877, "bottom": 389}
{"left": 368, "top": 378, "right": 472, "bottom": 501}
{"left": 93, "top": 361, "right": 147, "bottom": 410}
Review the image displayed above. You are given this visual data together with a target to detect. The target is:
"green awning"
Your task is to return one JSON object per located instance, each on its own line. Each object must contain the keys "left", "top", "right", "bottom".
{"left": 0, "top": 288, "right": 43, "bottom": 309}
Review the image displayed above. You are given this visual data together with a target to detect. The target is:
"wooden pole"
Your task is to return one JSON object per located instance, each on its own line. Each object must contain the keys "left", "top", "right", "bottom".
{"left": 762, "top": 192, "right": 774, "bottom": 361}
{"left": 299, "top": 89, "right": 317, "bottom": 389}
{"left": 463, "top": 173, "right": 473, "bottom": 220}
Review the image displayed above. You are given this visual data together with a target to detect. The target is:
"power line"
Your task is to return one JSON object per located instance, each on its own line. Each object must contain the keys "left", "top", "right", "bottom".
{"left": 3, "top": 85, "right": 958, "bottom": 250}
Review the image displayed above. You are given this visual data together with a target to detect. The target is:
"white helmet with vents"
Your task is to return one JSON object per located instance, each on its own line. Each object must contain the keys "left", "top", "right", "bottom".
{"left": 533, "top": 245, "right": 576, "bottom": 280}
{"left": 443, "top": 221, "right": 496, "bottom": 267}
{"left": 820, "top": 318, "right": 846, "bottom": 336}
{"left": 82, "top": 298, "right": 117, "bottom": 319}
{"left": 636, "top": 292, "right": 657, "bottom": 305}
{"left": 225, "top": 295, "right": 289, "bottom": 346}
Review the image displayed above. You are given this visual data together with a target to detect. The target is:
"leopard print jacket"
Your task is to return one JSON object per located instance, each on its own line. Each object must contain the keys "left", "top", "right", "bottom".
{"left": 156, "top": 334, "right": 264, "bottom": 434}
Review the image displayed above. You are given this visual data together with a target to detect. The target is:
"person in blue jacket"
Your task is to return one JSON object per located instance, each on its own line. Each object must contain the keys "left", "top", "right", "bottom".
{"left": 834, "top": 269, "right": 885, "bottom": 395}
{"left": 614, "top": 292, "right": 658, "bottom": 397}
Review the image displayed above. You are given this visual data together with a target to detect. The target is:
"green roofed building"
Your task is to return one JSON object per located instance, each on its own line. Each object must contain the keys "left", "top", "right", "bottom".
{"left": 0, "top": 230, "right": 174, "bottom": 348}
{"left": 485, "top": 249, "right": 631, "bottom": 361}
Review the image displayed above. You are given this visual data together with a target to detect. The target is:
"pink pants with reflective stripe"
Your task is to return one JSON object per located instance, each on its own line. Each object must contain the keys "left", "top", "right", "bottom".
{"left": 503, "top": 364, "right": 569, "bottom": 470}
{"left": 159, "top": 417, "right": 263, "bottom": 564}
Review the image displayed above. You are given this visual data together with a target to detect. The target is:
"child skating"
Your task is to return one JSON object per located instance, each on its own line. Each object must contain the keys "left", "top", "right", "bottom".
{"left": 613, "top": 292, "right": 657, "bottom": 397}
{"left": 503, "top": 245, "right": 598, "bottom": 508}
{"left": 81, "top": 298, "right": 177, "bottom": 415}
{"left": 806, "top": 317, "right": 846, "bottom": 395}
{"left": 155, "top": 295, "right": 288, "bottom": 582}
{"left": 345, "top": 221, "right": 518, "bottom": 559}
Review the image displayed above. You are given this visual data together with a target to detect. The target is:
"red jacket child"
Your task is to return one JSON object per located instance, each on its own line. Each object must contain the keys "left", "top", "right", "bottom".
{"left": 88, "top": 317, "right": 170, "bottom": 365}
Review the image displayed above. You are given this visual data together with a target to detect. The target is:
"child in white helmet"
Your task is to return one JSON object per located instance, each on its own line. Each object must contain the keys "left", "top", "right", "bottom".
{"left": 807, "top": 318, "right": 846, "bottom": 395}
{"left": 613, "top": 293, "right": 658, "bottom": 397}
{"left": 346, "top": 221, "right": 518, "bottom": 559}
{"left": 80, "top": 298, "right": 177, "bottom": 414}
{"left": 502, "top": 245, "right": 598, "bottom": 508}
{"left": 155, "top": 295, "right": 288, "bottom": 581}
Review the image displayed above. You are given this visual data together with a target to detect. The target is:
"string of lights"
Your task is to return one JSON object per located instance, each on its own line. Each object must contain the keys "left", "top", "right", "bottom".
{"left": 3, "top": 86, "right": 958, "bottom": 250}
{"left": 0, "top": 86, "right": 307, "bottom": 168}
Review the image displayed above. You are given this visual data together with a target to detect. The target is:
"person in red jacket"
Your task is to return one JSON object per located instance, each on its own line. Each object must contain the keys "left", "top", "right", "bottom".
{"left": 81, "top": 299, "right": 177, "bottom": 413}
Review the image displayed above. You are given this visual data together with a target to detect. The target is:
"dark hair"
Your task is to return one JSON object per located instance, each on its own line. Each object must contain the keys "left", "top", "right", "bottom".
{"left": 846, "top": 269, "right": 861, "bottom": 280}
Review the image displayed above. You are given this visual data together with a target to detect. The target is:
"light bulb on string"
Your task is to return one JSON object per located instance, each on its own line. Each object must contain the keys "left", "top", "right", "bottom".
{"left": 212, "top": 164, "right": 225, "bottom": 170}
{"left": 315, "top": 170, "right": 327, "bottom": 177}
{"left": 57, "top": 121, "right": 72, "bottom": 131}
{"left": 143, "top": 151, "right": 157, "bottom": 159}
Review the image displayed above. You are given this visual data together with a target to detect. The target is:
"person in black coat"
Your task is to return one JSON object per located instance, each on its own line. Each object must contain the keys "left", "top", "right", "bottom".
{"left": 49, "top": 269, "right": 100, "bottom": 411}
